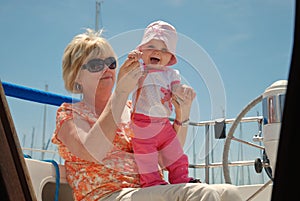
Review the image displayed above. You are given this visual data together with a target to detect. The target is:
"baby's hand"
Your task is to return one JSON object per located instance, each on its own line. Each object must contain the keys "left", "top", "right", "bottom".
{"left": 128, "top": 50, "right": 142, "bottom": 61}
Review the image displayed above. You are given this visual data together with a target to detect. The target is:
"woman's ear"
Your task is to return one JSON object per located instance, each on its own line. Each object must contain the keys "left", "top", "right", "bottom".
{"left": 74, "top": 82, "right": 82, "bottom": 92}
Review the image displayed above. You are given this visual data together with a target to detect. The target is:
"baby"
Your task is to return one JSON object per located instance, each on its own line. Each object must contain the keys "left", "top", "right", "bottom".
{"left": 128, "top": 20, "right": 200, "bottom": 187}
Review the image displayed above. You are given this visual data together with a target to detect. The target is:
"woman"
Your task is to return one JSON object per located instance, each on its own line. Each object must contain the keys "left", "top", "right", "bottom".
{"left": 51, "top": 28, "right": 242, "bottom": 201}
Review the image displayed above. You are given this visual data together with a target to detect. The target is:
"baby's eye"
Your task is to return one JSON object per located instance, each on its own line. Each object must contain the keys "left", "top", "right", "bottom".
{"left": 146, "top": 45, "right": 155, "bottom": 49}
{"left": 161, "top": 48, "right": 168, "bottom": 53}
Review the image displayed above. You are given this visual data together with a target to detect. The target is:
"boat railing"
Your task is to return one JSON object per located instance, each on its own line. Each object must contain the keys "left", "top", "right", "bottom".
{"left": 182, "top": 116, "right": 264, "bottom": 184}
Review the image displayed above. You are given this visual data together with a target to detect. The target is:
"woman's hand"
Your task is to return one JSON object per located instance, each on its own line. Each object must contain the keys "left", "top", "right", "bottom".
{"left": 116, "top": 53, "right": 143, "bottom": 94}
{"left": 172, "top": 84, "right": 196, "bottom": 146}
{"left": 172, "top": 84, "right": 196, "bottom": 122}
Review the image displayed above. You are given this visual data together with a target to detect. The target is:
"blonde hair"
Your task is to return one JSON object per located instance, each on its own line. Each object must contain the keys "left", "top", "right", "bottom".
{"left": 62, "top": 28, "right": 118, "bottom": 93}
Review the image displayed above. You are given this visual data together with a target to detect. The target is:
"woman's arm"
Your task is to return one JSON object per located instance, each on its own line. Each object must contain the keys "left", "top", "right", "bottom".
{"left": 172, "top": 84, "right": 196, "bottom": 147}
{"left": 96, "top": 57, "right": 142, "bottom": 142}
{"left": 57, "top": 58, "right": 142, "bottom": 162}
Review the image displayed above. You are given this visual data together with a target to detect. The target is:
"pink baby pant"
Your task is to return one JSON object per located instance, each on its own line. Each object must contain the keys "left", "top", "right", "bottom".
{"left": 131, "top": 113, "right": 192, "bottom": 187}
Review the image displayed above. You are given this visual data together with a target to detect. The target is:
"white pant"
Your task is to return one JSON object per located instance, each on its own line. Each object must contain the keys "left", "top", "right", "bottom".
{"left": 100, "top": 183, "right": 242, "bottom": 201}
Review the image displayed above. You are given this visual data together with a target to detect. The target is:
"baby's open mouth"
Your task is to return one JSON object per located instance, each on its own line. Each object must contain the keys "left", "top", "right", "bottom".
{"left": 150, "top": 57, "right": 160, "bottom": 64}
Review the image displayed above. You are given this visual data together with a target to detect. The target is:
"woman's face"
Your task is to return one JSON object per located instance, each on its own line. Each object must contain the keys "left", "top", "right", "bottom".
{"left": 77, "top": 53, "right": 117, "bottom": 100}
{"left": 140, "top": 39, "right": 173, "bottom": 69}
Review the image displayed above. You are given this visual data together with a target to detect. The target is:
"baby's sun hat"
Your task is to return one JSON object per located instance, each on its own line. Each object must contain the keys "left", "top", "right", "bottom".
{"left": 137, "top": 20, "right": 178, "bottom": 66}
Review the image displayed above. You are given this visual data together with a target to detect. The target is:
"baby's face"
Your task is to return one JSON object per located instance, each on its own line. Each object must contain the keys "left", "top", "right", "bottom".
{"left": 140, "top": 39, "right": 173, "bottom": 69}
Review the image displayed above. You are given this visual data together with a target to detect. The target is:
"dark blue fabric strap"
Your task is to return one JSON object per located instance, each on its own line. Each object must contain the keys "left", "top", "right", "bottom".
{"left": 43, "top": 159, "right": 60, "bottom": 201}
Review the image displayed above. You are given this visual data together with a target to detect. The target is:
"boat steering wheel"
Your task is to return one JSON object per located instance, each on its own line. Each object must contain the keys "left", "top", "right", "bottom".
{"left": 222, "top": 94, "right": 271, "bottom": 184}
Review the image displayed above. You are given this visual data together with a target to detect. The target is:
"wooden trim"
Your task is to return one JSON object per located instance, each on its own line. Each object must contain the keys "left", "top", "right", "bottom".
{"left": 0, "top": 81, "right": 37, "bottom": 201}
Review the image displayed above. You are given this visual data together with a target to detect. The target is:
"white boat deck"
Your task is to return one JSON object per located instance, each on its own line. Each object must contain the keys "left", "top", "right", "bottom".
{"left": 25, "top": 158, "right": 273, "bottom": 201}
{"left": 25, "top": 158, "right": 73, "bottom": 201}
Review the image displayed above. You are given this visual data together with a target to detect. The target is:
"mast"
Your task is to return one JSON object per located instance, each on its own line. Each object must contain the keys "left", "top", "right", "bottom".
{"left": 31, "top": 127, "right": 35, "bottom": 157}
{"left": 95, "top": 0, "right": 103, "bottom": 31}
{"left": 22, "top": 133, "right": 26, "bottom": 147}
{"left": 41, "top": 84, "right": 48, "bottom": 160}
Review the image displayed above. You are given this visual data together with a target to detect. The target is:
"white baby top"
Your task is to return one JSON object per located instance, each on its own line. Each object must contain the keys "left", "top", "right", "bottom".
{"left": 132, "top": 67, "right": 181, "bottom": 118}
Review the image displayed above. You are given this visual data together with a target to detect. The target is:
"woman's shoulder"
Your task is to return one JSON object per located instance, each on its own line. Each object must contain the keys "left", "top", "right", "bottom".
{"left": 57, "top": 102, "right": 91, "bottom": 115}
{"left": 56, "top": 102, "right": 91, "bottom": 122}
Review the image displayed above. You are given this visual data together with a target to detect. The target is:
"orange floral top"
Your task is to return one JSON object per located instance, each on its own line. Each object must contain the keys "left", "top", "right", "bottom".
{"left": 51, "top": 102, "right": 140, "bottom": 201}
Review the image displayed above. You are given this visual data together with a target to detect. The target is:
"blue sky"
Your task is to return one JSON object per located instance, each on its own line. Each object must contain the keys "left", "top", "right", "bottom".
{"left": 0, "top": 0, "right": 295, "bottom": 177}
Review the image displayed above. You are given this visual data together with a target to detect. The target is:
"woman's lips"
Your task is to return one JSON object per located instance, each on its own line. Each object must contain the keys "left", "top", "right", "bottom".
{"left": 100, "top": 75, "right": 113, "bottom": 80}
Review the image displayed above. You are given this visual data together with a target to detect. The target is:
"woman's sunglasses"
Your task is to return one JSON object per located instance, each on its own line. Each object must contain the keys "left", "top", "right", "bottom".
{"left": 81, "top": 57, "right": 117, "bottom": 72}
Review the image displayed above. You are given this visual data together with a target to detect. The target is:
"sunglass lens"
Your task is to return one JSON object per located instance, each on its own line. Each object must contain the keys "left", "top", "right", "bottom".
{"left": 83, "top": 57, "right": 116, "bottom": 72}
{"left": 87, "top": 59, "right": 104, "bottom": 72}
{"left": 105, "top": 57, "right": 117, "bottom": 69}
